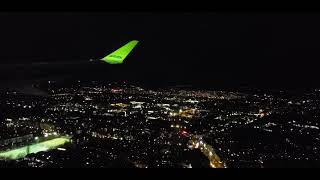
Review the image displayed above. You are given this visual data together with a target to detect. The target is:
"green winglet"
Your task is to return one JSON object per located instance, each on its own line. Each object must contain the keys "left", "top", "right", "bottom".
{"left": 101, "top": 40, "right": 139, "bottom": 64}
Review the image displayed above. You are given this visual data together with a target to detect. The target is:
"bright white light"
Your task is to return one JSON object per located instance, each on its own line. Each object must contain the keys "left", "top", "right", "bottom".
{"left": 210, "top": 162, "right": 215, "bottom": 168}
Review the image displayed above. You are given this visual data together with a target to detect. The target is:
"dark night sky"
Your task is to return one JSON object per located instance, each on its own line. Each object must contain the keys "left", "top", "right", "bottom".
{"left": 0, "top": 12, "right": 320, "bottom": 89}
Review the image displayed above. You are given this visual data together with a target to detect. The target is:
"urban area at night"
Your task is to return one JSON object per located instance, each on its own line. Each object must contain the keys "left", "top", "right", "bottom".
{"left": 1, "top": 12, "right": 320, "bottom": 168}
{"left": 1, "top": 80, "right": 320, "bottom": 168}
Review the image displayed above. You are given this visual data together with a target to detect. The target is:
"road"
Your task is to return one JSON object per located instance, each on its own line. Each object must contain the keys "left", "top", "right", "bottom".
{"left": 188, "top": 135, "right": 226, "bottom": 168}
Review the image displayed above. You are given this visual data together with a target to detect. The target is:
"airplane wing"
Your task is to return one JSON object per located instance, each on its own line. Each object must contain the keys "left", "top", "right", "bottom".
{"left": 0, "top": 40, "right": 139, "bottom": 95}
{"left": 101, "top": 40, "right": 139, "bottom": 64}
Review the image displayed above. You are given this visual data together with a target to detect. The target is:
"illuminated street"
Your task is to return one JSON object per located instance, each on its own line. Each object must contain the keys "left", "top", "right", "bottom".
{"left": 188, "top": 135, "right": 226, "bottom": 168}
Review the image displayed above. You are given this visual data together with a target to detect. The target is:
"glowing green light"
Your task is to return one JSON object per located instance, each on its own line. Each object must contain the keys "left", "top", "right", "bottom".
{"left": 101, "top": 40, "right": 139, "bottom": 64}
{"left": 0, "top": 137, "right": 71, "bottom": 160}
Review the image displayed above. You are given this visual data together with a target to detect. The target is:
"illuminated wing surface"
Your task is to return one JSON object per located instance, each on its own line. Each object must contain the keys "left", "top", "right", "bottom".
{"left": 101, "top": 40, "right": 139, "bottom": 64}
